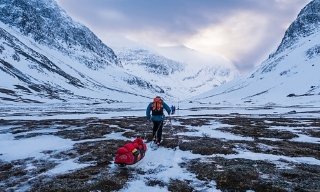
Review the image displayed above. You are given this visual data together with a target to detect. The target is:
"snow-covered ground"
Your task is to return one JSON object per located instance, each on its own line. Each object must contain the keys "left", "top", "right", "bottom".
{"left": 0, "top": 101, "right": 319, "bottom": 191}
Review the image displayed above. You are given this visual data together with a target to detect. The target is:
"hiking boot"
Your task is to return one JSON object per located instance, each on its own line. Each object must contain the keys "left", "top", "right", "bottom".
{"left": 156, "top": 142, "right": 160, "bottom": 146}
{"left": 153, "top": 137, "right": 156, "bottom": 142}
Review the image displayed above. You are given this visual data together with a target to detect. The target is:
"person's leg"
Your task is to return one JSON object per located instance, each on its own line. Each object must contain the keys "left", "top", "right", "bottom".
{"left": 152, "top": 121, "right": 160, "bottom": 141}
{"left": 157, "top": 121, "right": 163, "bottom": 143}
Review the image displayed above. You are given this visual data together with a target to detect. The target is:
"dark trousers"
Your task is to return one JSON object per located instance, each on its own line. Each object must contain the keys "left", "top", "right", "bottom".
{"left": 153, "top": 120, "right": 163, "bottom": 143}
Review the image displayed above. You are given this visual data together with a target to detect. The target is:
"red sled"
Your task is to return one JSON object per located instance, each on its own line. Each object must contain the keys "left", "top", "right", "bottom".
{"left": 114, "top": 138, "right": 147, "bottom": 167}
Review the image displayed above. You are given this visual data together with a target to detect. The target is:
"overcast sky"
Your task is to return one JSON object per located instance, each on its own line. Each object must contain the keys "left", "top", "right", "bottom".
{"left": 56, "top": 0, "right": 311, "bottom": 73}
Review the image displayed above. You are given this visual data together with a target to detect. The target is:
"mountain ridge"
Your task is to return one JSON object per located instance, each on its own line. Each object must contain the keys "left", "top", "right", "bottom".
{"left": 0, "top": 0, "right": 121, "bottom": 70}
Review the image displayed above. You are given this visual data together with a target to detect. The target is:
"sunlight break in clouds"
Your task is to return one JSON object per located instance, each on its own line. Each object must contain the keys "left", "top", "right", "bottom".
{"left": 184, "top": 11, "right": 269, "bottom": 65}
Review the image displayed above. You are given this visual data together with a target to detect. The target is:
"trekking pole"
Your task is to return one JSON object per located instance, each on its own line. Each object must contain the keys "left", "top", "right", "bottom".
{"left": 143, "top": 131, "right": 148, "bottom": 142}
{"left": 144, "top": 117, "right": 153, "bottom": 142}
{"left": 166, "top": 115, "right": 173, "bottom": 130}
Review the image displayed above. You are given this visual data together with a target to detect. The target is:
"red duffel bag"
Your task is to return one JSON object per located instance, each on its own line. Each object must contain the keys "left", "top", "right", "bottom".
{"left": 114, "top": 138, "right": 147, "bottom": 165}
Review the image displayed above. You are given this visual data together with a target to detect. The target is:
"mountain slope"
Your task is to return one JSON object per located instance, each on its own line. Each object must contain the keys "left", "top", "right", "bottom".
{"left": 0, "top": 0, "right": 120, "bottom": 69}
{"left": 194, "top": 0, "right": 320, "bottom": 106}
{"left": 0, "top": 21, "right": 164, "bottom": 103}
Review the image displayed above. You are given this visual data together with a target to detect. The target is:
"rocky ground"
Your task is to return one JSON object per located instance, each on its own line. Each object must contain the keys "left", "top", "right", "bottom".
{"left": 0, "top": 108, "right": 320, "bottom": 191}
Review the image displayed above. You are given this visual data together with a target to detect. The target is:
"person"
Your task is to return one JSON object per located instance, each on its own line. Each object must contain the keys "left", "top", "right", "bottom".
{"left": 146, "top": 96, "right": 171, "bottom": 146}
{"left": 171, "top": 105, "right": 176, "bottom": 115}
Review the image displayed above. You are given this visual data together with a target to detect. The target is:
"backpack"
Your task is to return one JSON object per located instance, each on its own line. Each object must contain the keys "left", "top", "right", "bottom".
{"left": 151, "top": 97, "right": 163, "bottom": 116}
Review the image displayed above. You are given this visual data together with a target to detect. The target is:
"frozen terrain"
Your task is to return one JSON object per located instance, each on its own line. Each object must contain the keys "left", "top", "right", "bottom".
{"left": 0, "top": 101, "right": 319, "bottom": 191}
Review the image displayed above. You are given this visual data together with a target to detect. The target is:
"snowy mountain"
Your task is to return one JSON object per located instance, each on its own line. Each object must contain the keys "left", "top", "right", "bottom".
{"left": 194, "top": 0, "right": 320, "bottom": 106}
{"left": 0, "top": 0, "right": 121, "bottom": 69}
{"left": 0, "top": 0, "right": 238, "bottom": 104}
{"left": 0, "top": 0, "right": 171, "bottom": 103}
{"left": 113, "top": 46, "right": 238, "bottom": 99}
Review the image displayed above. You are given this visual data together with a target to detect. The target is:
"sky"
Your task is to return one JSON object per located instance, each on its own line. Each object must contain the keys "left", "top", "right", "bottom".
{"left": 55, "top": 0, "right": 312, "bottom": 74}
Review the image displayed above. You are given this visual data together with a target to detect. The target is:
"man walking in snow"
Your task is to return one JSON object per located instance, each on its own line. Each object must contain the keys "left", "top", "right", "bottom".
{"left": 146, "top": 96, "right": 171, "bottom": 146}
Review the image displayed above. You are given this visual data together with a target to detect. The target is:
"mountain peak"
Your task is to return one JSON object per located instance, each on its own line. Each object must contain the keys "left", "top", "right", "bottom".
{"left": 0, "top": 0, "right": 121, "bottom": 69}
{"left": 298, "top": 0, "right": 320, "bottom": 18}
{"left": 270, "top": 0, "right": 320, "bottom": 58}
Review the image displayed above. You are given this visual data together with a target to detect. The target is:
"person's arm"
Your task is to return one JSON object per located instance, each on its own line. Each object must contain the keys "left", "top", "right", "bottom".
{"left": 146, "top": 103, "right": 152, "bottom": 120}
{"left": 163, "top": 102, "right": 171, "bottom": 115}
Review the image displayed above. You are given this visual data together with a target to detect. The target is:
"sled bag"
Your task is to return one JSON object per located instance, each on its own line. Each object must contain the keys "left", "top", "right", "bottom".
{"left": 114, "top": 138, "right": 147, "bottom": 165}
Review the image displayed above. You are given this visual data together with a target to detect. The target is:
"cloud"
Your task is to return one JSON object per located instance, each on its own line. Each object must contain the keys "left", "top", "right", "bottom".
{"left": 99, "top": 9, "right": 126, "bottom": 22}
{"left": 56, "top": 0, "right": 312, "bottom": 73}
{"left": 184, "top": 11, "right": 269, "bottom": 63}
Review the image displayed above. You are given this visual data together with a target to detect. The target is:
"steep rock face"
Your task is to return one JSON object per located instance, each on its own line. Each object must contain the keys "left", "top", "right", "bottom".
{"left": 0, "top": 25, "right": 85, "bottom": 102}
{"left": 270, "top": 0, "right": 320, "bottom": 58}
{"left": 0, "top": 0, "right": 121, "bottom": 70}
{"left": 252, "top": 0, "right": 320, "bottom": 76}
{"left": 0, "top": 27, "right": 83, "bottom": 88}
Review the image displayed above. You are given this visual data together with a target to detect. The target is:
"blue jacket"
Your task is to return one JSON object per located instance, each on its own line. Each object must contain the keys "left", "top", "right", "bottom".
{"left": 146, "top": 101, "right": 171, "bottom": 121}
